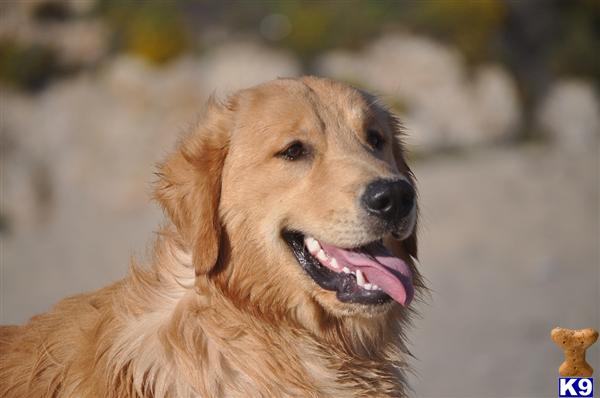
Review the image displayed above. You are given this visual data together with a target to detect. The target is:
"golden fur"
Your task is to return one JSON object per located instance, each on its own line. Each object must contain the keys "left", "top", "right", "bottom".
{"left": 0, "top": 77, "right": 422, "bottom": 397}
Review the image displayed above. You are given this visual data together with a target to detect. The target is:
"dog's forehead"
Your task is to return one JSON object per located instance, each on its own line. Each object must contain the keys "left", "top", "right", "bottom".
{"left": 235, "top": 78, "right": 375, "bottom": 137}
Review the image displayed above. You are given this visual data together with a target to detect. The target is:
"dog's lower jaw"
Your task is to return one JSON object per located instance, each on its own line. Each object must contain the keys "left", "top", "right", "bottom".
{"left": 203, "top": 234, "right": 409, "bottom": 350}
{"left": 314, "top": 295, "right": 397, "bottom": 320}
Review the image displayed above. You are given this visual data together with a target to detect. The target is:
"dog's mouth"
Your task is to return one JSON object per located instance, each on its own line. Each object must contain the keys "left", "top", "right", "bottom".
{"left": 282, "top": 231, "right": 414, "bottom": 306}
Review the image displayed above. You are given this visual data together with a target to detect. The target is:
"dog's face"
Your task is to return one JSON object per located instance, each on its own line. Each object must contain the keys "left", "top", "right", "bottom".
{"left": 156, "top": 77, "right": 419, "bottom": 322}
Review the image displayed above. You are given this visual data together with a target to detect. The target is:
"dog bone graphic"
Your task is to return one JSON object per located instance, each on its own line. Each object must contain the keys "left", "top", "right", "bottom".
{"left": 551, "top": 327, "right": 598, "bottom": 377}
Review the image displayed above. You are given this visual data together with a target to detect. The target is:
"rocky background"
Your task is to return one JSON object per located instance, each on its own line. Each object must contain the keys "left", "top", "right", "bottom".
{"left": 1, "top": 1, "right": 598, "bottom": 397}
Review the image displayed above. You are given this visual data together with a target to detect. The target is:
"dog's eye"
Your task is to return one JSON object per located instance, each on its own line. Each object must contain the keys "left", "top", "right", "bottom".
{"left": 278, "top": 141, "right": 307, "bottom": 161}
{"left": 366, "top": 129, "right": 385, "bottom": 151}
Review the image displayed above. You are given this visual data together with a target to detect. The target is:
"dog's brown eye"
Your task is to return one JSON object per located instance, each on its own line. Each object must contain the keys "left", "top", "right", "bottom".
{"left": 366, "top": 129, "right": 385, "bottom": 151}
{"left": 278, "top": 140, "right": 307, "bottom": 161}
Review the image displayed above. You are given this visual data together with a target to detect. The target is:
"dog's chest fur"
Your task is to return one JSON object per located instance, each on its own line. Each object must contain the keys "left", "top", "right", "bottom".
{"left": 177, "top": 307, "right": 406, "bottom": 397}
{"left": 0, "top": 240, "right": 408, "bottom": 398}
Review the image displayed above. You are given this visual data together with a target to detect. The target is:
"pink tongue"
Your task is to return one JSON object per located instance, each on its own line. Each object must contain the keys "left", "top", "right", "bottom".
{"left": 319, "top": 241, "right": 414, "bottom": 306}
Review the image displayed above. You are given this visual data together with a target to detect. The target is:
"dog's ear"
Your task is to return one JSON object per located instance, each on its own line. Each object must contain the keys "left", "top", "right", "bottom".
{"left": 389, "top": 113, "right": 418, "bottom": 261}
{"left": 154, "top": 97, "right": 234, "bottom": 275}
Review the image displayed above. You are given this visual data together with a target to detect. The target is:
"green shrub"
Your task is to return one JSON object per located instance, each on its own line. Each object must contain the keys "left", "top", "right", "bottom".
{"left": 0, "top": 41, "right": 58, "bottom": 91}
{"left": 97, "top": 0, "right": 190, "bottom": 65}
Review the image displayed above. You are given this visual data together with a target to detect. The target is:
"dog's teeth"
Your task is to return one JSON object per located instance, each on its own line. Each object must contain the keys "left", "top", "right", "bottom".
{"left": 372, "top": 284, "right": 380, "bottom": 290}
{"left": 342, "top": 267, "right": 351, "bottom": 274}
{"left": 316, "top": 250, "right": 327, "bottom": 261}
{"left": 330, "top": 258, "right": 339, "bottom": 269}
{"left": 364, "top": 283, "right": 373, "bottom": 290}
{"left": 305, "top": 237, "right": 320, "bottom": 253}
{"left": 356, "top": 269, "right": 365, "bottom": 286}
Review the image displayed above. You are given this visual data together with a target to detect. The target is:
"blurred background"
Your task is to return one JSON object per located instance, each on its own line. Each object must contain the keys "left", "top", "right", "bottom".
{"left": 1, "top": 0, "right": 598, "bottom": 397}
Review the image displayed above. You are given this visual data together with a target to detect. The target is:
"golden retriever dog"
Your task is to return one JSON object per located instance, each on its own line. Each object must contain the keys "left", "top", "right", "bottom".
{"left": 0, "top": 76, "right": 422, "bottom": 397}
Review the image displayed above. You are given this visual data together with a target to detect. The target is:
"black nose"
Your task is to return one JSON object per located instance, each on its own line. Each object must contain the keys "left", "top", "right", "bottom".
{"left": 361, "top": 179, "right": 415, "bottom": 222}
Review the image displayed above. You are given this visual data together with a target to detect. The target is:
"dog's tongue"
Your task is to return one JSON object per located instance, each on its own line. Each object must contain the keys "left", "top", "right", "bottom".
{"left": 319, "top": 241, "right": 414, "bottom": 306}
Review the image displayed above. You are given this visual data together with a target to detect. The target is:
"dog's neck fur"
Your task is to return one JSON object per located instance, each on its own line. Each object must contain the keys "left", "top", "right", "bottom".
{"left": 0, "top": 227, "right": 411, "bottom": 397}
{"left": 87, "top": 228, "right": 411, "bottom": 397}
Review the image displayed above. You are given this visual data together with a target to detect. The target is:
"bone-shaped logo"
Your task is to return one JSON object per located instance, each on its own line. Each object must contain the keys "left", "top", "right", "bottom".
{"left": 551, "top": 327, "right": 598, "bottom": 377}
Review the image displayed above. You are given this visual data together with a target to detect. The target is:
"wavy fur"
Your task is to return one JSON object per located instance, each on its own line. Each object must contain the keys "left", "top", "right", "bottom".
{"left": 0, "top": 77, "right": 422, "bottom": 397}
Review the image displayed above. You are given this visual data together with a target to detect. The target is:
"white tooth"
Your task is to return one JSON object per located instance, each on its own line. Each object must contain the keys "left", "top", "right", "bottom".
{"left": 356, "top": 270, "right": 365, "bottom": 286}
{"left": 330, "top": 258, "right": 339, "bottom": 269}
{"left": 305, "top": 237, "right": 320, "bottom": 253}
{"left": 364, "top": 283, "right": 373, "bottom": 290}
{"left": 373, "top": 284, "right": 380, "bottom": 290}
{"left": 342, "top": 267, "right": 351, "bottom": 274}
{"left": 316, "top": 250, "right": 327, "bottom": 261}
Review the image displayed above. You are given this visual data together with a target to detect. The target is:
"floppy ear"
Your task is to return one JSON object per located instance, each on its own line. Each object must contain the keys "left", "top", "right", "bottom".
{"left": 389, "top": 114, "right": 419, "bottom": 261}
{"left": 154, "top": 98, "right": 233, "bottom": 275}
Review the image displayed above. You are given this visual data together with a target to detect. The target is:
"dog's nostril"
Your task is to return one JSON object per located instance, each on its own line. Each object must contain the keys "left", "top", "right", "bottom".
{"left": 362, "top": 179, "right": 415, "bottom": 222}
{"left": 370, "top": 192, "right": 392, "bottom": 213}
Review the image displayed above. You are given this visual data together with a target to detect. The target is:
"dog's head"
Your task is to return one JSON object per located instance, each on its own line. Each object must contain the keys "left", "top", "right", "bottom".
{"left": 155, "top": 77, "right": 420, "bottom": 324}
